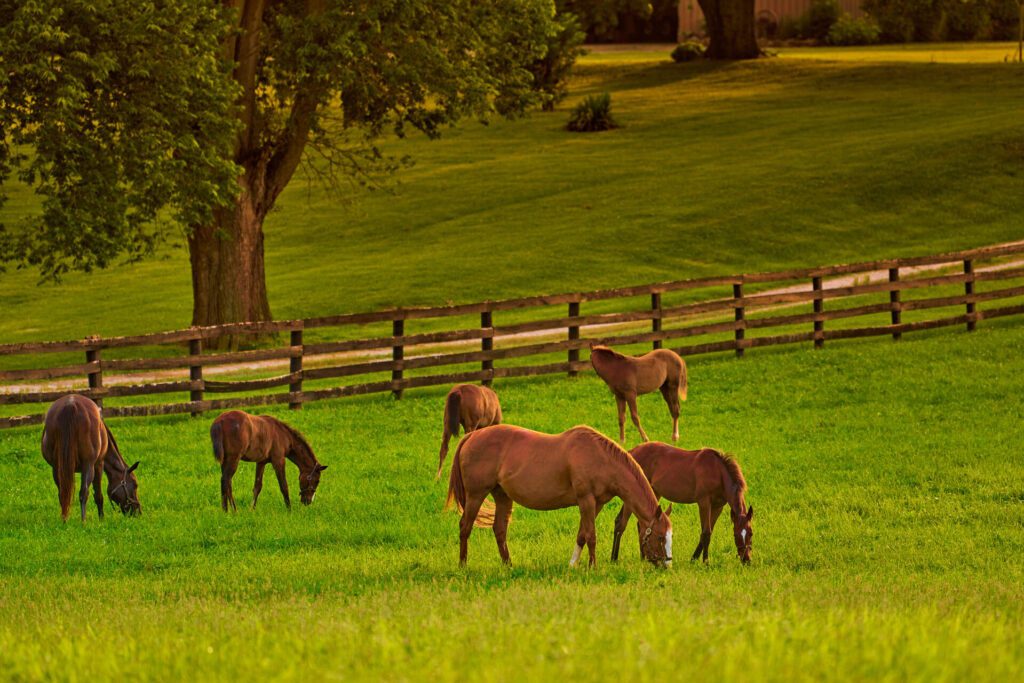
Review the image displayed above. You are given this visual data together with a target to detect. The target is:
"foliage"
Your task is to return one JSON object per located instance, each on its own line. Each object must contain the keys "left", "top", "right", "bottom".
{"left": 1, "top": 324, "right": 1024, "bottom": 678}
{"left": 826, "top": 13, "right": 882, "bottom": 45}
{"left": 530, "top": 11, "right": 587, "bottom": 111}
{"left": 861, "top": 0, "right": 1020, "bottom": 42}
{"left": 671, "top": 41, "right": 707, "bottom": 62}
{"left": 777, "top": 0, "right": 842, "bottom": 40}
{"left": 566, "top": 92, "right": 619, "bottom": 131}
{"left": 0, "top": 0, "right": 239, "bottom": 279}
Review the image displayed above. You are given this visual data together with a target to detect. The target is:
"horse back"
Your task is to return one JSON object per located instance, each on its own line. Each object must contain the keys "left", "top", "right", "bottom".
{"left": 42, "top": 394, "right": 106, "bottom": 473}
{"left": 455, "top": 384, "right": 501, "bottom": 428}
{"left": 212, "top": 410, "right": 262, "bottom": 462}
{"left": 629, "top": 441, "right": 707, "bottom": 504}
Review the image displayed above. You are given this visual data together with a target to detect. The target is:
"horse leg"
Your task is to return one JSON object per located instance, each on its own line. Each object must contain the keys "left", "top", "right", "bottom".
{"left": 611, "top": 505, "right": 633, "bottom": 561}
{"left": 79, "top": 466, "right": 94, "bottom": 522}
{"left": 616, "top": 395, "right": 627, "bottom": 444}
{"left": 491, "top": 488, "right": 514, "bottom": 565}
{"left": 272, "top": 458, "right": 291, "bottom": 509}
{"left": 459, "top": 493, "right": 488, "bottom": 567}
{"left": 626, "top": 393, "right": 649, "bottom": 443}
{"left": 660, "top": 383, "right": 680, "bottom": 442}
{"left": 220, "top": 459, "right": 239, "bottom": 512}
{"left": 92, "top": 462, "right": 104, "bottom": 519}
{"left": 252, "top": 461, "right": 267, "bottom": 509}
{"left": 692, "top": 499, "right": 712, "bottom": 561}
{"left": 572, "top": 495, "right": 599, "bottom": 567}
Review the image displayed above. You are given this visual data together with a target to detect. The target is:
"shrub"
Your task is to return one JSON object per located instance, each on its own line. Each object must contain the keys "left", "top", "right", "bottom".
{"left": 530, "top": 12, "right": 586, "bottom": 112}
{"left": 566, "top": 93, "right": 619, "bottom": 132}
{"left": 804, "top": 0, "right": 842, "bottom": 40}
{"left": 670, "top": 41, "right": 705, "bottom": 62}
{"left": 776, "top": 15, "right": 803, "bottom": 40}
{"left": 826, "top": 14, "right": 882, "bottom": 45}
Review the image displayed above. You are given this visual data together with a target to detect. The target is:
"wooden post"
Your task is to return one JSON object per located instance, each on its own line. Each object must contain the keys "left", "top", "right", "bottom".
{"left": 189, "top": 338, "right": 203, "bottom": 417}
{"left": 733, "top": 283, "right": 745, "bottom": 357}
{"left": 392, "top": 319, "right": 404, "bottom": 399}
{"left": 964, "top": 259, "right": 976, "bottom": 331}
{"left": 289, "top": 329, "right": 303, "bottom": 410}
{"left": 813, "top": 276, "right": 824, "bottom": 350}
{"left": 481, "top": 311, "right": 493, "bottom": 386}
{"left": 568, "top": 301, "right": 580, "bottom": 376}
{"left": 889, "top": 268, "right": 902, "bottom": 341}
{"left": 651, "top": 292, "right": 662, "bottom": 349}
{"left": 86, "top": 348, "right": 103, "bottom": 408}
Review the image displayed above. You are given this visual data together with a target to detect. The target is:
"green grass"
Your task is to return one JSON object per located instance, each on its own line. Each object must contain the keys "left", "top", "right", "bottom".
{"left": 1, "top": 321, "right": 1023, "bottom": 680}
{"left": 3, "top": 48, "right": 1024, "bottom": 344}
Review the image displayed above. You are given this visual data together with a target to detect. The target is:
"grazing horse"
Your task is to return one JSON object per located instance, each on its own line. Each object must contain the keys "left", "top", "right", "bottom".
{"left": 589, "top": 343, "right": 687, "bottom": 444}
{"left": 612, "top": 442, "right": 753, "bottom": 564}
{"left": 444, "top": 424, "right": 672, "bottom": 568}
{"left": 41, "top": 394, "right": 141, "bottom": 522}
{"left": 210, "top": 410, "right": 327, "bottom": 511}
{"left": 436, "top": 383, "right": 502, "bottom": 479}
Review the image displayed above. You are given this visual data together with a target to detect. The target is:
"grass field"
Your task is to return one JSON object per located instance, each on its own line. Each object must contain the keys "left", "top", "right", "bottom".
{"left": 1, "top": 322, "right": 1023, "bottom": 680}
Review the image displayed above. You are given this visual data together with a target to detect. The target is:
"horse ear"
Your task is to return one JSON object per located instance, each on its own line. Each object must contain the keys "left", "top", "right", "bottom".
{"left": 665, "top": 503, "right": 673, "bottom": 517}
{"left": 318, "top": 464, "right": 328, "bottom": 472}
{"left": 588, "top": 340, "right": 595, "bottom": 350}
{"left": 127, "top": 461, "right": 139, "bottom": 473}
{"left": 747, "top": 506, "right": 753, "bottom": 521}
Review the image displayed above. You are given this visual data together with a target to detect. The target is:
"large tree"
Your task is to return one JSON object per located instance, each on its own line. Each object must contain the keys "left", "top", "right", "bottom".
{"left": 697, "top": 0, "right": 759, "bottom": 59}
{"left": 0, "top": 0, "right": 556, "bottom": 345}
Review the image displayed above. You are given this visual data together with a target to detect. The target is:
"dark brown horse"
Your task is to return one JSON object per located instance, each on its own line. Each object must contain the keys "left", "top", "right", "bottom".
{"left": 41, "top": 394, "right": 141, "bottom": 522}
{"left": 211, "top": 410, "right": 327, "bottom": 511}
{"left": 444, "top": 424, "right": 672, "bottom": 567}
{"left": 589, "top": 343, "right": 688, "bottom": 444}
{"left": 612, "top": 442, "right": 753, "bottom": 564}
{"left": 436, "top": 383, "right": 502, "bottom": 479}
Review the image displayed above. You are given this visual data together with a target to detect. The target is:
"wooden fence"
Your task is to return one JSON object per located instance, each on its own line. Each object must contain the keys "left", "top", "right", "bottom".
{"left": 3, "top": 242, "right": 1024, "bottom": 429}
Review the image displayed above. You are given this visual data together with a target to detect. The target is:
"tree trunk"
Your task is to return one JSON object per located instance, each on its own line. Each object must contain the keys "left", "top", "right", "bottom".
{"left": 697, "top": 0, "right": 760, "bottom": 60}
{"left": 188, "top": 183, "right": 273, "bottom": 350}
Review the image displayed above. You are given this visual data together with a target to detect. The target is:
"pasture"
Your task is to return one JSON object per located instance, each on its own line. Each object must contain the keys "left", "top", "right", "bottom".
{"left": 1, "top": 322, "right": 1022, "bottom": 680}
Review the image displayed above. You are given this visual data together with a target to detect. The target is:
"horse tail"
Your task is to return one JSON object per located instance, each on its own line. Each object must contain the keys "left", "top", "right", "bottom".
{"left": 54, "top": 404, "right": 79, "bottom": 521}
{"left": 445, "top": 435, "right": 494, "bottom": 528}
{"left": 436, "top": 390, "right": 461, "bottom": 479}
{"left": 679, "top": 358, "right": 688, "bottom": 401}
{"left": 211, "top": 420, "right": 224, "bottom": 464}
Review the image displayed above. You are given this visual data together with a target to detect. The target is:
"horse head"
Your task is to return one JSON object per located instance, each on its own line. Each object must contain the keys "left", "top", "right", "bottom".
{"left": 731, "top": 505, "right": 754, "bottom": 564}
{"left": 299, "top": 463, "right": 328, "bottom": 505}
{"left": 639, "top": 504, "right": 673, "bottom": 567}
{"left": 108, "top": 461, "right": 141, "bottom": 516}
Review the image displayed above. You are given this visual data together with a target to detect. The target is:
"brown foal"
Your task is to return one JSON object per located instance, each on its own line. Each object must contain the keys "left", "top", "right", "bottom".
{"left": 589, "top": 343, "right": 688, "bottom": 444}
{"left": 436, "top": 383, "right": 502, "bottom": 479}
{"left": 211, "top": 410, "right": 327, "bottom": 511}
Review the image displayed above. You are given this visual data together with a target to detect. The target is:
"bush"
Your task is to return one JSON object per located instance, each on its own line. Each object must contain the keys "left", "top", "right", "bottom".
{"left": 804, "top": 0, "right": 842, "bottom": 40}
{"left": 826, "top": 14, "right": 882, "bottom": 45}
{"left": 566, "top": 93, "right": 619, "bottom": 132}
{"left": 670, "top": 41, "right": 705, "bottom": 62}
{"left": 530, "top": 12, "right": 586, "bottom": 112}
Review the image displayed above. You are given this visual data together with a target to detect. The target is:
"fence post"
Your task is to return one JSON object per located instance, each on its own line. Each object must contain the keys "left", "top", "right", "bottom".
{"left": 813, "top": 276, "right": 824, "bottom": 349}
{"left": 651, "top": 292, "right": 662, "bottom": 349}
{"left": 568, "top": 301, "right": 580, "bottom": 377}
{"left": 289, "top": 328, "right": 303, "bottom": 410}
{"left": 889, "top": 268, "right": 902, "bottom": 341}
{"left": 733, "top": 283, "right": 745, "bottom": 357}
{"left": 392, "top": 318, "right": 404, "bottom": 399}
{"left": 481, "top": 311, "right": 493, "bottom": 386}
{"left": 86, "top": 348, "right": 103, "bottom": 408}
{"left": 964, "top": 259, "right": 976, "bottom": 331}
{"left": 189, "top": 338, "right": 203, "bottom": 417}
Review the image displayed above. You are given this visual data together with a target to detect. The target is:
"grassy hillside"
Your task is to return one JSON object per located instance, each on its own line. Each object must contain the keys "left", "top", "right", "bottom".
{"left": 0, "top": 321, "right": 1022, "bottom": 680}
{"left": 2, "top": 47, "right": 1024, "bottom": 343}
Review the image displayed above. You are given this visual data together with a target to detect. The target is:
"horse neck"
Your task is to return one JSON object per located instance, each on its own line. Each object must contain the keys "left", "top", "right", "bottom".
{"left": 283, "top": 433, "right": 316, "bottom": 472}
{"left": 609, "top": 454, "right": 659, "bottom": 526}
{"left": 716, "top": 457, "right": 746, "bottom": 516}
{"left": 102, "top": 440, "right": 128, "bottom": 478}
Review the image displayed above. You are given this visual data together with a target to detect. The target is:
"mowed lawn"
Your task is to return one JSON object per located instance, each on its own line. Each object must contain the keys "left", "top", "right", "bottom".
{"left": 2, "top": 47, "right": 1024, "bottom": 342}
{"left": 1, "top": 320, "right": 1022, "bottom": 681}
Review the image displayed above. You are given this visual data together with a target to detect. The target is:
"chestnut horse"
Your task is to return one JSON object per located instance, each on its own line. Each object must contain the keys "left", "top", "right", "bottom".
{"left": 444, "top": 424, "right": 672, "bottom": 567}
{"left": 612, "top": 442, "right": 753, "bottom": 564}
{"left": 436, "top": 383, "right": 502, "bottom": 479}
{"left": 211, "top": 410, "right": 327, "bottom": 511}
{"left": 41, "top": 394, "right": 141, "bottom": 522}
{"left": 589, "top": 343, "right": 687, "bottom": 444}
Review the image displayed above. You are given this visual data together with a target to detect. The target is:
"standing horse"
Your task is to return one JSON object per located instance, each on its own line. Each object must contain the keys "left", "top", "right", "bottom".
{"left": 589, "top": 343, "right": 687, "bottom": 444}
{"left": 611, "top": 442, "right": 753, "bottom": 564}
{"left": 210, "top": 411, "right": 328, "bottom": 511}
{"left": 444, "top": 424, "right": 672, "bottom": 567}
{"left": 41, "top": 394, "right": 141, "bottom": 522}
{"left": 436, "top": 383, "right": 502, "bottom": 479}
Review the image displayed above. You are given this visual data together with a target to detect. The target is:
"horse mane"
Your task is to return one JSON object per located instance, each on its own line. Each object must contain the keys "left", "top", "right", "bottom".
{"left": 270, "top": 417, "right": 317, "bottom": 463}
{"left": 706, "top": 448, "right": 746, "bottom": 493}
{"left": 591, "top": 345, "right": 626, "bottom": 360}
{"left": 566, "top": 425, "right": 655, "bottom": 507}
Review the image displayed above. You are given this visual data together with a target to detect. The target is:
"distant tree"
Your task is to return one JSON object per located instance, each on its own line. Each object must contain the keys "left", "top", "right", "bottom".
{"left": 0, "top": 0, "right": 556, "bottom": 346}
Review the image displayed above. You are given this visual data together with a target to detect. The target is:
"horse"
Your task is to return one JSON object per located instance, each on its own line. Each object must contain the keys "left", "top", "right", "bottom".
{"left": 40, "top": 394, "right": 141, "bottom": 522}
{"left": 443, "top": 424, "right": 673, "bottom": 568}
{"left": 589, "top": 343, "right": 687, "bottom": 444}
{"left": 210, "top": 410, "right": 328, "bottom": 511}
{"left": 436, "top": 383, "right": 502, "bottom": 479}
{"left": 611, "top": 442, "right": 753, "bottom": 564}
